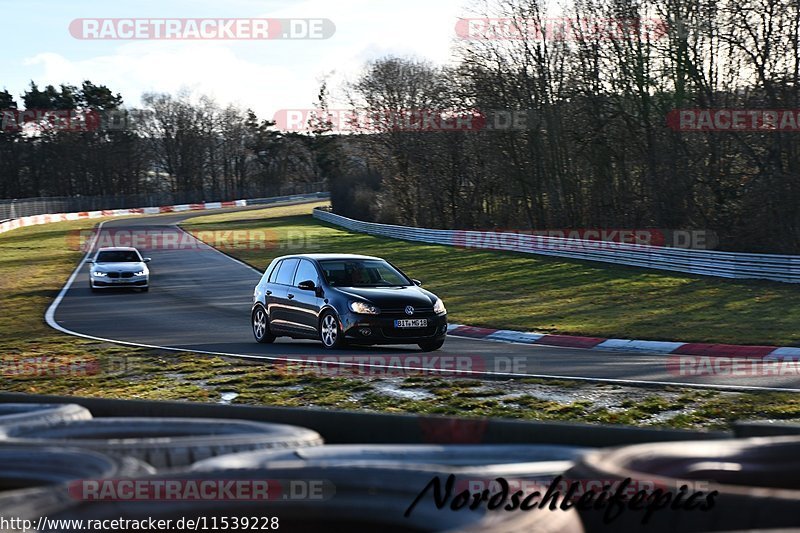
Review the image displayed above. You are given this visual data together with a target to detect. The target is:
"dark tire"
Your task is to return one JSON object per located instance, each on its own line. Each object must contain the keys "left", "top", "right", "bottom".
{"left": 418, "top": 338, "right": 445, "bottom": 352}
{"left": 0, "top": 448, "right": 155, "bottom": 521}
{"left": 0, "top": 404, "right": 92, "bottom": 432}
{"left": 319, "top": 311, "right": 345, "bottom": 349}
{"left": 252, "top": 305, "right": 275, "bottom": 344}
{"left": 89, "top": 282, "right": 98, "bottom": 293}
{"left": 566, "top": 436, "right": 800, "bottom": 532}
{"left": 0, "top": 417, "right": 323, "bottom": 469}
{"left": 192, "top": 443, "right": 590, "bottom": 472}
{"left": 140, "top": 286, "right": 149, "bottom": 293}
{"left": 45, "top": 467, "right": 578, "bottom": 532}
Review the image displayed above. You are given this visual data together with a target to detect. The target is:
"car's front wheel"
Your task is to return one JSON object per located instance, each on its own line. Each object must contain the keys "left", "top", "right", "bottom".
{"left": 252, "top": 306, "right": 275, "bottom": 344}
{"left": 319, "top": 311, "right": 345, "bottom": 349}
{"left": 418, "top": 339, "right": 445, "bottom": 352}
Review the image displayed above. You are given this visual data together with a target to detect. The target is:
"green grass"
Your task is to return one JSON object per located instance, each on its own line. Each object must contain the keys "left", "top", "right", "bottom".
{"left": 184, "top": 205, "right": 800, "bottom": 346}
{"left": 2, "top": 204, "right": 800, "bottom": 431}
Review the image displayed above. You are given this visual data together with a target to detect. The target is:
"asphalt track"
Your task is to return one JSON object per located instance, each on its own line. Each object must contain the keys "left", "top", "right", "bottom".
{"left": 46, "top": 205, "right": 800, "bottom": 392}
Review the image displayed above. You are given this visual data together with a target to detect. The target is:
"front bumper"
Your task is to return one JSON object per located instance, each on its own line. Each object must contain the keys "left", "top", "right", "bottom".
{"left": 90, "top": 275, "right": 149, "bottom": 288}
{"left": 340, "top": 312, "right": 448, "bottom": 344}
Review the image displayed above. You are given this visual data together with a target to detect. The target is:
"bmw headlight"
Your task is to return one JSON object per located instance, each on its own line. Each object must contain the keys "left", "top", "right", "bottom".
{"left": 349, "top": 301, "right": 381, "bottom": 315}
{"left": 134, "top": 271, "right": 146, "bottom": 276}
{"left": 92, "top": 271, "right": 107, "bottom": 277}
{"left": 433, "top": 298, "right": 447, "bottom": 315}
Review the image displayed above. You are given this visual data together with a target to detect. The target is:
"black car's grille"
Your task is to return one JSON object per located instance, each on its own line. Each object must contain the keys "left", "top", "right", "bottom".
{"left": 381, "top": 307, "right": 435, "bottom": 318}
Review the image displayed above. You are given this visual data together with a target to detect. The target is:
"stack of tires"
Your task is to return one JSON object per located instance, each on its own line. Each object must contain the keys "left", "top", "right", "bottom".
{"left": 564, "top": 436, "right": 800, "bottom": 532}
{"left": 0, "top": 403, "right": 590, "bottom": 532}
{"left": 0, "top": 403, "right": 324, "bottom": 532}
{"left": 5, "top": 402, "right": 800, "bottom": 531}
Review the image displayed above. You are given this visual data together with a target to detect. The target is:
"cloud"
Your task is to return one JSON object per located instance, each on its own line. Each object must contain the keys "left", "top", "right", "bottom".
{"left": 16, "top": 0, "right": 469, "bottom": 118}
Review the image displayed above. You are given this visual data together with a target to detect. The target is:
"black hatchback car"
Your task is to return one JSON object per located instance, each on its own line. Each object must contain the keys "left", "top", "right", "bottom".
{"left": 251, "top": 254, "right": 448, "bottom": 351}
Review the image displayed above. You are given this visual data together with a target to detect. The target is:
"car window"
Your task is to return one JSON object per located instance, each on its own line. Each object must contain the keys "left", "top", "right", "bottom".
{"left": 319, "top": 259, "right": 410, "bottom": 287}
{"left": 267, "top": 260, "right": 281, "bottom": 283}
{"left": 274, "top": 258, "right": 299, "bottom": 286}
{"left": 293, "top": 259, "right": 319, "bottom": 286}
{"left": 95, "top": 250, "right": 141, "bottom": 263}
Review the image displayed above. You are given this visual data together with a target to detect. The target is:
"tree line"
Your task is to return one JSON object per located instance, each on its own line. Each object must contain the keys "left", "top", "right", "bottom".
{"left": 323, "top": 0, "right": 800, "bottom": 253}
{"left": 0, "top": 82, "right": 324, "bottom": 203}
{"left": 2, "top": 0, "right": 800, "bottom": 253}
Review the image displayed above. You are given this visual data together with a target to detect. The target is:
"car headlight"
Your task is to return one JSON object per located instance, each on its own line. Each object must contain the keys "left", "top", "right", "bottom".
{"left": 349, "top": 301, "right": 381, "bottom": 315}
{"left": 92, "top": 271, "right": 107, "bottom": 277}
{"left": 433, "top": 298, "right": 447, "bottom": 315}
{"left": 134, "top": 271, "right": 146, "bottom": 277}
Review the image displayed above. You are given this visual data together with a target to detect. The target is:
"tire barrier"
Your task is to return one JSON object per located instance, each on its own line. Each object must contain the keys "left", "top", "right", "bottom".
{"left": 4, "top": 398, "right": 795, "bottom": 532}
{"left": 191, "top": 443, "right": 590, "bottom": 471}
{"left": 565, "top": 436, "right": 800, "bottom": 532}
{"left": 0, "top": 418, "right": 323, "bottom": 469}
{"left": 42, "top": 466, "right": 584, "bottom": 533}
{"left": 0, "top": 404, "right": 92, "bottom": 430}
{"left": 0, "top": 448, "right": 155, "bottom": 526}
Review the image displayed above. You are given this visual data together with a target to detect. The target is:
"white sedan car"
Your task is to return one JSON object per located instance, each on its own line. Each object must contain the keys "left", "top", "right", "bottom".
{"left": 88, "top": 247, "right": 151, "bottom": 292}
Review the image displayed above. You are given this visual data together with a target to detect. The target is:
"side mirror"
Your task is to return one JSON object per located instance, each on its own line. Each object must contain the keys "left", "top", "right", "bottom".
{"left": 412, "top": 279, "right": 422, "bottom": 286}
{"left": 143, "top": 258, "right": 152, "bottom": 263}
{"left": 297, "top": 280, "right": 316, "bottom": 291}
{"left": 86, "top": 259, "right": 94, "bottom": 264}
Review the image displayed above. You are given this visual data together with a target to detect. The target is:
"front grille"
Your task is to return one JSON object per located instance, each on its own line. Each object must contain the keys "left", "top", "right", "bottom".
{"left": 106, "top": 272, "right": 134, "bottom": 278}
{"left": 381, "top": 307, "right": 434, "bottom": 318}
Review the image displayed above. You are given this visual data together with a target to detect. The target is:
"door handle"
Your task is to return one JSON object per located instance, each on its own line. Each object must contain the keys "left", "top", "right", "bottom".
{"left": 287, "top": 293, "right": 295, "bottom": 299}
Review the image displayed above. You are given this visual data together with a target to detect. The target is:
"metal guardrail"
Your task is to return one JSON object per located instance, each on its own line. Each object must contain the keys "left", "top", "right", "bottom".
{"left": 0, "top": 193, "right": 331, "bottom": 236}
{"left": 0, "top": 182, "right": 327, "bottom": 219}
{"left": 313, "top": 209, "right": 800, "bottom": 283}
{"left": 248, "top": 192, "right": 330, "bottom": 205}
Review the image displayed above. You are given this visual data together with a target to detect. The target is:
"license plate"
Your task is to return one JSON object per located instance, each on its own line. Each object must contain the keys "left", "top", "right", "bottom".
{"left": 394, "top": 319, "right": 427, "bottom": 328}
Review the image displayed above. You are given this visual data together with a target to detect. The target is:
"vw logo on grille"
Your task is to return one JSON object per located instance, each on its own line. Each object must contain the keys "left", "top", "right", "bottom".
{"left": 404, "top": 305, "right": 415, "bottom": 316}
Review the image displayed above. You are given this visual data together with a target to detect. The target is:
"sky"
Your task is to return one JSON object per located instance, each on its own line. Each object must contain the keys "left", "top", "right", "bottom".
{"left": 0, "top": 0, "right": 472, "bottom": 120}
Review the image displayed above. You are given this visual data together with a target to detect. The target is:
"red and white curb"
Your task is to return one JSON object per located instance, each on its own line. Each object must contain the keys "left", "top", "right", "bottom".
{"left": 446, "top": 324, "right": 800, "bottom": 360}
{"left": 0, "top": 200, "right": 248, "bottom": 236}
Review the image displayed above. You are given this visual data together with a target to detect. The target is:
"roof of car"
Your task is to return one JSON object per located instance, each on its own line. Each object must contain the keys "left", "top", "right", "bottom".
{"left": 95, "top": 247, "right": 140, "bottom": 252}
{"left": 277, "top": 253, "right": 382, "bottom": 261}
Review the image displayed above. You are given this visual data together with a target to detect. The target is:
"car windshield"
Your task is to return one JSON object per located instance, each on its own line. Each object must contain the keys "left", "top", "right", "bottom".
{"left": 319, "top": 259, "right": 410, "bottom": 287}
{"left": 95, "top": 250, "right": 141, "bottom": 263}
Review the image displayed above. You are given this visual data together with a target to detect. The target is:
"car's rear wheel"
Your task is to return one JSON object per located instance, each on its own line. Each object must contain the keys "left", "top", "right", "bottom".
{"left": 252, "top": 306, "right": 275, "bottom": 344}
{"left": 319, "top": 311, "right": 345, "bottom": 349}
{"left": 418, "top": 339, "right": 445, "bottom": 352}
